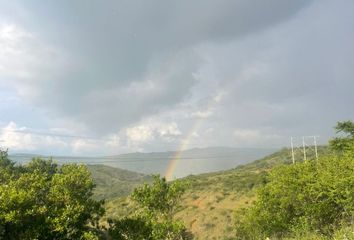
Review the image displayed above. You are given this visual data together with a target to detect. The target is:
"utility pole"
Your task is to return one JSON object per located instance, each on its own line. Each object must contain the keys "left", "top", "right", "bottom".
{"left": 291, "top": 137, "right": 295, "bottom": 164}
{"left": 290, "top": 136, "right": 319, "bottom": 163}
{"left": 313, "top": 136, "right": 318, "bottom": 162}
{"left": 302, "top": 136, "right": 307, "bottom": 162}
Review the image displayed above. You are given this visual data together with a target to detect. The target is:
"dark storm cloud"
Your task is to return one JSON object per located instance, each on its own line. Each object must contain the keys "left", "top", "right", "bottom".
{"left": 198, "top": 0, "right": 354, "bottom": 145}
{"left": 2, "top": 0, "right": 311, "bottom": 134}
{"left": 3, "top": 0, "right": 353, "bottom": 154}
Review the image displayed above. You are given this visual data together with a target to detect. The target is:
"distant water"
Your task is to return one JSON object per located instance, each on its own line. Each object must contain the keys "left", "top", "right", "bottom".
{"left": 9, "top": 147, "right": 276, "bottom": 179}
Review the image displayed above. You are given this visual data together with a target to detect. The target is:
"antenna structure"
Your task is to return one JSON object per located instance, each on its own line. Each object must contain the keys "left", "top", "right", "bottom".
{"left": 290, "top": 136, "right": 319, "bottom": 163}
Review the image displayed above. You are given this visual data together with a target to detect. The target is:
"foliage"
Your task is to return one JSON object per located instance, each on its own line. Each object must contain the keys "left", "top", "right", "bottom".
{"left": 234, "top": 121, "right": 354, "bottom": 239}
{"left": 329, "top": 120, "right": 354, "bottom": 153}
{"left": 0, "top": 150, "right": 104, "bottom": 240}
{"left": 104, "top": 147, "right": 328, "bottom": 240}
{"left": 234, "top": 153, "right": 354, "bottom": 239}
{"left": 108, "top": 217, "right": 153, "bottom": 240}
{"left": 108, "top": 175, "right": 191, "bottom": 240}
{"left": 87, "top": 164, "right": 152, "bottom": 200}
{"left": 131, "top": 175, "right": 186, "bottom": 218}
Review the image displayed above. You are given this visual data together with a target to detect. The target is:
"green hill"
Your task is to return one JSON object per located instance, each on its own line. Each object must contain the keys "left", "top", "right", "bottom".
{"left": 8, "top": 147, "right": 331, "bottom": 239}
{"left": 104, "top": 146, "right": 329, "bottom": 239}
{"left": 87, "top": 164, "right": 152, "bottom": 200}
{"left": 8, "top": 154, "right": 153, "bottom": 201}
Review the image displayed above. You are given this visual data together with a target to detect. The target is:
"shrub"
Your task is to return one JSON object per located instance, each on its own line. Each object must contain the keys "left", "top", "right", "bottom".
{"left": 235, "top": 153, "right": 354, "bottom": 239}
{"left": 0, "top": 151, "right": 104, "bottom": 240}
{"left": 108, "top": 175, "right": 192, "bottom": 240}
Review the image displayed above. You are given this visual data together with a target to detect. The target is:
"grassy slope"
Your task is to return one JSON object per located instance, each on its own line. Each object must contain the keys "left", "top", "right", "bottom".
{"left": 104, "top": 146, "right": 329, "bottom": 240}
{"left": 8, "top": 153, "right": 152, "bottom": 201}
{"left": 87, "top": 164, "right": 152, "bottom": 200}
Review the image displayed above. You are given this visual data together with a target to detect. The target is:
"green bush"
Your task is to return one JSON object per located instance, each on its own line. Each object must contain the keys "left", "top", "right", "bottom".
{"left": 235, "top": 153, "right": 354, "bottom": 239}
{"left": 108, "top": 175, "right": 192, "bottom": 240}
{"left": 0, "top": 151, "right": 104, "bottom": 240}
{"left": 329, "top": 120, "right": 354, "bottom": 153}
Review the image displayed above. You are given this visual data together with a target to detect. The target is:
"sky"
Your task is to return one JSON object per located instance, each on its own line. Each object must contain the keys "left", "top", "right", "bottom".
{"left": 0, "top": 0, "right": 353, "bottom": 156}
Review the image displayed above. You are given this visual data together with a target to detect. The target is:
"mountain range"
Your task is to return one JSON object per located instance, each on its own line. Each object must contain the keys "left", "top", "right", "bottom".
{"left": 9, "top": 147, "right": 276, "bottom": 179}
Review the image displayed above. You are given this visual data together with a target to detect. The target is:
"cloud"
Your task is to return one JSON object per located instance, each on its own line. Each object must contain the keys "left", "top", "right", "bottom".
{"left": 191, "top": 109, "right": 214, "bottom": 119}
{"left": 233, "top": 128, "right": 281, "bottom": 146}
{"left": 0, "top": 122, "right": 68, "bottom": 152}
{"left": 193, "top": 0, "right": 354, "bottom": 143}
{"left": 126, "top": 125, "right": 154, "bottom": 143}
{"left": 126, "top": 120, "right": 181, "bottom": 145}
{"left": 233, "top": 128, "right": 260, "bottom": 139}
{"left": 0, "top": 122, "right": 122, "bottom": 155}
{"left": 1, "top": 0, "right": 353, "bottom": 154}
{"left": 0, "top": 23, "right": 68, "bottom": 93}
{"left": 0, "top": 0, "right": 310, "bottom": 135}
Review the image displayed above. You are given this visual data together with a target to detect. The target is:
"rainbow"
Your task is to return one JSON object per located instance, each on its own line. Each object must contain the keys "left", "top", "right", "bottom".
{"left": 164, "top": 91, "right": 226, "bottom": 181}
{"left": 164, "top": 117, "right": 205, "bottom": 181}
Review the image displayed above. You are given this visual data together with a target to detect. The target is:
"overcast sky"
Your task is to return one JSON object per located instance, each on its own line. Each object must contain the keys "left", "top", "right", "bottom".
{"left": 0, "top": 0, "right": 353, "bottom": 155}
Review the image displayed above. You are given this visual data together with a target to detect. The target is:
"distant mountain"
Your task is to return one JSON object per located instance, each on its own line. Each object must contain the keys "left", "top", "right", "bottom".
{"left": 101, "top": 147, "right": 277, "bottom": 178}
{"left": 9, "top": 147, "right": 276, "bottom": 178}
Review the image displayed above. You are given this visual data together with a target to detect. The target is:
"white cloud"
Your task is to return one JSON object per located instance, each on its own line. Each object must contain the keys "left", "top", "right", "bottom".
{"left": 0, "top": 122, "right": 122, "bottom": 155}
{"left": 126, "top": 125, "right": 154, "bottom": 143}
{"left": 0, "top": 23, "right": 35, "bottom": 79}
{"left": 0, "top": 23, "right": 69, "bottom": 100}
{"left": 0, "top": 122, "right": 68, "bottom": 151}
{"left": 126, "top": 120, "right": 182, "bottom": 145}
{"left": 70, "top": 139, "right": 97, "bottom": 155}
{"left": 157, "top": 122, "right": 181, "bottom": 138}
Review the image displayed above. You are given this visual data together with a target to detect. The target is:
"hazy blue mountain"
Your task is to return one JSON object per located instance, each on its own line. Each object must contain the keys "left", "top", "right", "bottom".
{"left": 9, "top": 147, "right": 276, "bottom": 178}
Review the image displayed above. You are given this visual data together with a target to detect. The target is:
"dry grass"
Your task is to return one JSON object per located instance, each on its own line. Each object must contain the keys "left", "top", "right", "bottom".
{"left": 174, "top": 182, "right": 256, "bottom": 240}
{"left": 103, "top": 147, "right": 320, "bottom": 239}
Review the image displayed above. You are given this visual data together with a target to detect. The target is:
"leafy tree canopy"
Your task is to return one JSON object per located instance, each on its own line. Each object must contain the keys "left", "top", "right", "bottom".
{"left": 235, "top": 121, "right": 354, "bottom": 239}
{"left": 0, "top": 150, "right": 104, "bottom": 240}
{"left": 329, "top": 120, "right": 354, "bottom": 153}
{"left": 109, "top": 175, "right": 191, "bottom": 240}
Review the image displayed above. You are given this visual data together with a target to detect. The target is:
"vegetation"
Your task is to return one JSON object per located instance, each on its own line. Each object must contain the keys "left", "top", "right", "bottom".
{"left": 1, "top": 120, "right": 353, "bottom": 239}
{"left": 103, "top": 122, "right": 350, "bottom": 240}
{"left": 234, "top": 121, "right": 354, "bottom": 239}
{"left": 103, "top": 146, "right": 329, "bottom": 239}
{"left": 0, "top": 153, "right": 189, "bottom": 240}
{"left": 108, "top": 175, "right": 191, "bottom": 240}
{"left": 329, "top": 120, "right": 354, "bottom": 153}
{"left": 87, "top": 164, "right": 152, "bottom": 200}
{"left": 234, "top": 153, "right": 354, "bottom": 239}
{"left": 0, "top": 152, "right": 104, "bottom": 240}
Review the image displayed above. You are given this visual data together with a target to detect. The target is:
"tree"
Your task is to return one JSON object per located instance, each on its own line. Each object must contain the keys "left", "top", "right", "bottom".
{"left": 235, "top": 154, "right": 354, "bottom": 239}
{"left": 0, "top": 150, "right": 104, "bottom": 240}
{"left": 235, "top": 121, "right": 354, "bottom": 239}
{"left": 329, "top": 120, "right": 354, "bottom": 153}
{"left": 0, "top": 150, "right": 16, "bottom": 184}
{"left": 108, "top": 175, "right": 191, "bottom": 240}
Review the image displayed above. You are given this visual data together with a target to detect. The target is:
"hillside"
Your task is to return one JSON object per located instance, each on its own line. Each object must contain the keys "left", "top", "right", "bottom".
{"left": 9, "top": 154, "right": 152, "bottom": 201}
{"left": 87, "top": 165, "right": 152, "bottom": 200}
{"left": 104, "top": 146, "right": 329, "bottom": 240}
{"left": 8, "top": 146, "right": 329, "bottom": 239}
